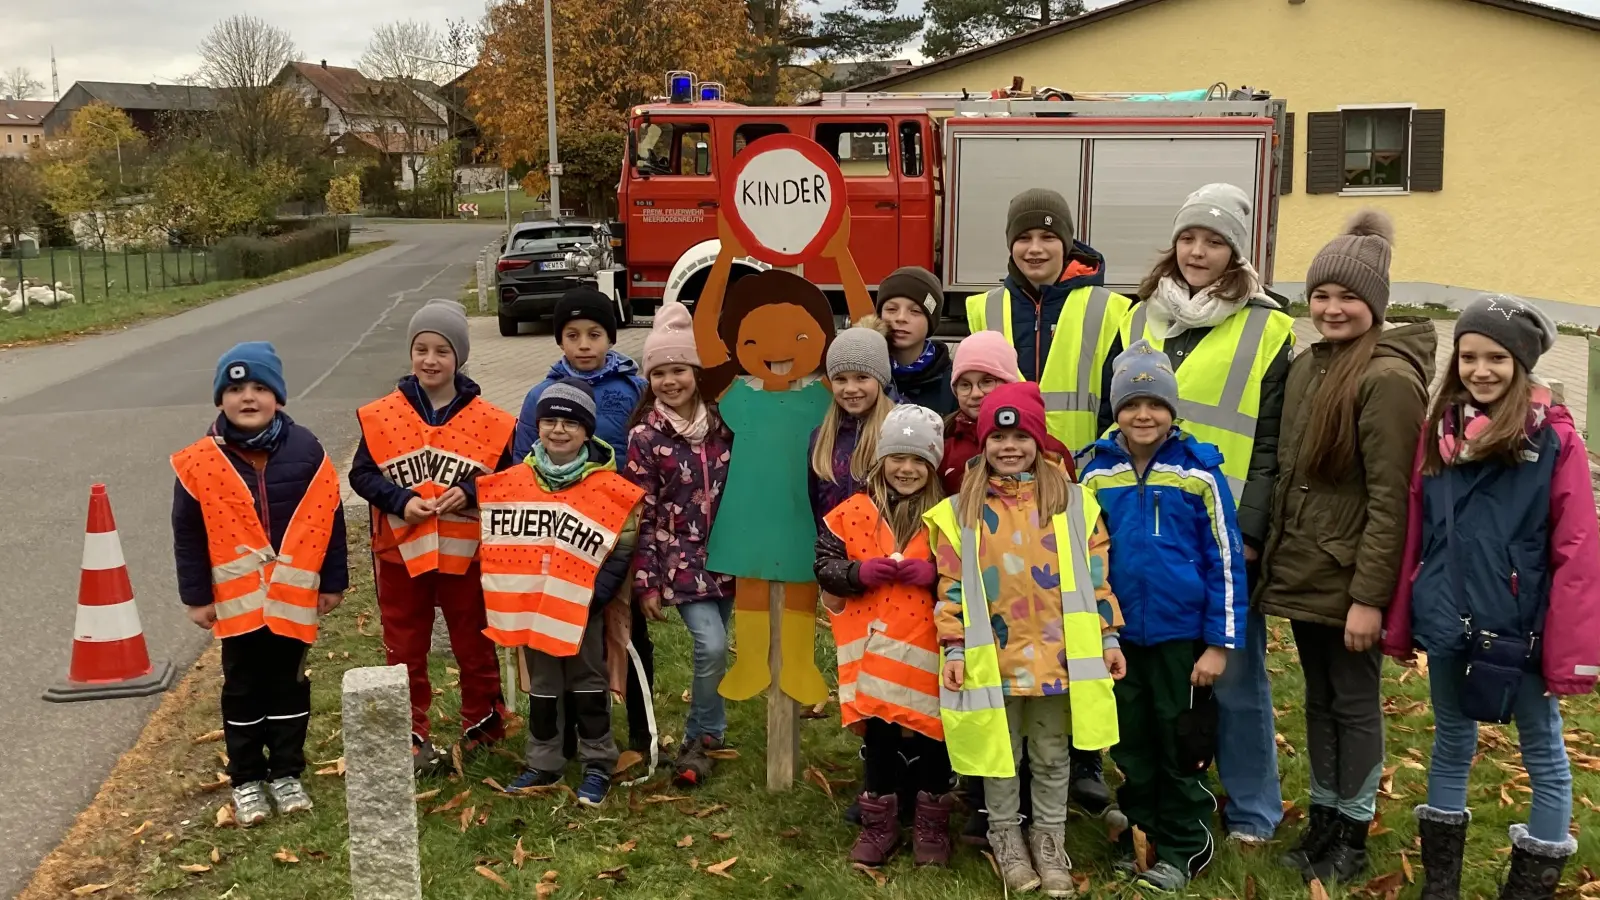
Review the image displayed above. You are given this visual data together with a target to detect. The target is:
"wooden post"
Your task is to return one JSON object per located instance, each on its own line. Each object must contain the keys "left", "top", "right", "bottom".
{"left": 766, "top": 581, "right": 800, "bottom": 791}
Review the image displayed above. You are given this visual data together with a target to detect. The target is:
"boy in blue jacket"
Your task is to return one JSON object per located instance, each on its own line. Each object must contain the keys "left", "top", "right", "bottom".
{"left": 1079, "top": 341, "right": 1249, "bottom": 893}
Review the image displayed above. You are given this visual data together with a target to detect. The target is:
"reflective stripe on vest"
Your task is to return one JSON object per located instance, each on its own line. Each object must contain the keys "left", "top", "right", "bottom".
{"left": 1122, "top": 304, "right": 1296, "bottom": 499}
{"left": 357, "top": 391, "right": 515, "bottom": 577}
{"left": 924, "top": 485, "right": 1120, "bottom": 778}
{"left": 969, "top": 285, "right": 1130, "bottom": 453}
{"left": 170, "top": 437, "right": 341, "bottom": 643}
{"left": 476, "top": 463, "right": 643, "bottom": 656}
{"left": 822, "top": 494, "right": 943, "bottom": 740}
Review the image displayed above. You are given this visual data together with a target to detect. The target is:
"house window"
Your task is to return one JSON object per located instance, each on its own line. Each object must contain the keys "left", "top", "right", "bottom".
{"left": 5, "top": 134, "right": 11, "bottom": 143}
{"left": 1343, "top": 108, "right": 1408, "bottom": 189}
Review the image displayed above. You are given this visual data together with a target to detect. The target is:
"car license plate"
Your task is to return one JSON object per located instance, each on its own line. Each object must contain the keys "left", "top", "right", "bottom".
{"left": 539, "top": 260, "right": 569, "bottom": 271}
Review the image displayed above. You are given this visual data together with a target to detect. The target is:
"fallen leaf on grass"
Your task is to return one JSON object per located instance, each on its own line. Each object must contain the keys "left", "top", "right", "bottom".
{"left": 415, "top": 788, "right": 440, "bottom": 802}
{"left": 981, "top": 851, "right": 1001, "bottom": 879}
{"left": 536, "top": 884, "right": 558, "bottom": 898}
{"left": 1501, "top": 785, "right": 1515, "bottom": 807}
{"left": 178, "top": 864, "right": 211, "bottom": 874}
{"left": 1364, "top": 871, "right": 1404, "bottom": 895}
{"left": 541, "top": 870, "right": 559, "bottom": 883}
{"left": 69, "top": 885, "right": 113, "bottom": 896}
{"left": 1132, "top": 826, "right": 1151, "bottom": 873}
{"left": 1415, "top": 653, "right": 1429, "bottom": 675}
{"left": 677, "top": 835, "right": 695, "bottom": 848}
{"left": 317, "top": 727, "right": 341, "bottom": 747}
{"left": 214, "top": 804, "right": 236, "bottom": 828}
{"left": 314, "top": 757, "right": 346, "bottom": 777}
{"left": 490, "top": 746, "right": 524, "bottom": 765}
{"left": 1585, "top": 796, "right": 1600, "bottom": 813}
{"left": 199, "top": 773, "right": 230, "bottom": 792}
{"left": 1282, "top": 802, "right": 1306, "bottom": 827}
{"left": 482, "top": 777, "right": 505, "bottom": 794}
{"left": 597, "top": 865, "right": 628, "bottom": 882}
{"left": 130, "top": 820, "right": 153, "bottom": 836}
{"left": 1400, "top": 851, "right": 1415, "bottom": 884}
{"left": 1310, "top": 877, "right": 1331, "bottom": 900}
{"left": 706, "top": 748, "right": 739, "bottom": 760}
{"left": 459, "top": 806, "right": 475, "bottom": 833}
{"left": 210, "top": 847, "right": 221, "bottom": 864}
{"left": 641, "top": 792, "right": 693, "bottom": 805}
{"left": 800, "top": 699, "right": 831, "bottom": 719}
{"left": 692, "top": 803, "right": 729, "bottom": 818}
{"left": 451, "top": 743, "right": 465, "bottom": 779}
{"left": 705, "top": 857, "right": 738, "bottom": 879}
{"left": 1379, "top": 767, "right": 1398, "bottom": 797}
{"left": 273, "top": 848, "right": 299, "bottom": 864}
{"left": 711, "top": 831, "right": 733, "bottom": 842}
{"left": 1401, "top": 759, "right": 1426, "bottom": 771}
{"left": 852, "top": 862, "right": 887, "bottom": 887}
{"left": 1072, "top": 873, "right": 1091, "bottom": 895}
{"left": 681, "top": 688, "right": 692, "bottom": 702}
{"left": 356, "top": 611, "right": 372, "bottom": 635}
{"left": 689, "top": 858, "right": 700, "bottom": 870}
{"left": 804, "top": 767, "right": 833, "bottom": 799}
{"left": 614, "top": 750, "right": 644, "bottom": 774}
{"left": 477, "top": 807, "right": 491, "bottom": 827}
{"left": 1246, "top": 874, "right": 1258, "bottom": 900}
{"left": 1368, "top": 816, "right": 1392, "bottom": 837}
{"left": 191, "top": 729, "right": 225, "bottom": 744}
{"left": 1276, "top": 732, "right": 1297, "bottom": 756}
{"left": 217, "top": 750, "right": 229, "bottom": 768}
{"left": 616, "top": 840, "right": 638, "bottom": 852}
{"left": 778, "top": 827, "right": 802, "bottom": 839}
{"left": 475, "top": 865, "right": 509, "bottom": 889}
{"left": 430, "top": 789, "right": 471, "bottom": 814}
{"left": 513, "top": 783, "right": 578, "bottom": 801}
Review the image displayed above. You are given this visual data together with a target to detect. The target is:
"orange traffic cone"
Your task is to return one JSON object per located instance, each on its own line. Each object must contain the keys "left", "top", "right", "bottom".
{"left": 43, "top": 484, "right": 174, "bottom": 702}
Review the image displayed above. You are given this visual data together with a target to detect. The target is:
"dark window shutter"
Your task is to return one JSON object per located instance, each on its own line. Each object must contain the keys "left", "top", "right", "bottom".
{"left": 1410, "top": 109, "right": 1446, "bottom": 192}
{"left": 1279, "top": 112, "right": 1296, "bottom": 194}
{"left": 1305, "top": 111, "right": 1343, "bottom": 194}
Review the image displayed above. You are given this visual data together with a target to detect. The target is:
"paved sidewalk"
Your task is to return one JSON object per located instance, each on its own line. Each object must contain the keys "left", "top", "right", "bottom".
{"left": 467, "top": 320, "right": 650, "bottom": 416}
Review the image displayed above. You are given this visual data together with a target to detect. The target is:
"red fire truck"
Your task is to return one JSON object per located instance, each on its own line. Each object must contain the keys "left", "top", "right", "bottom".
{"left": 605, "top": 76, "right": 1287, "bottom": 326}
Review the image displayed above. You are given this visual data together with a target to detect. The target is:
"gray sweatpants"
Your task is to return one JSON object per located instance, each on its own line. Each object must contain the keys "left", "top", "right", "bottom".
{"left": 1292, "top": 620, "right": 1384, "bottom": 821}
{"left": 985, "top": 694, "right": 1073, "bottom": 829}
{"left": 523, "top": 620, "right": 617, "bottom": 774}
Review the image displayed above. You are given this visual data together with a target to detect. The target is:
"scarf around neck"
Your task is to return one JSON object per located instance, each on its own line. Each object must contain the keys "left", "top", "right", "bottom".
{"left": 533, "top": 442, "right": 591, "bottom": 490}
{"left": 656, "top": 398, "right": 711, "bottom": 447}
{"left": 1143, "top": 263, "right": 1275, "bottom": 338}
{"left": 1438, "top": 382, "right": 1553, "bottom": 464}
{"left": 215, "top": 411, "right": 287, "bottom": 453}
{"left": 892, "top": 340, "right": 939, "bottom": 378}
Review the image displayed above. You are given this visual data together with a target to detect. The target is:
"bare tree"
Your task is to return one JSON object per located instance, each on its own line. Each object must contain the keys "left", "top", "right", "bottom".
{"left": 361, "top": 20, "right": 447, "bottom": 85}
{"left": 440, "top": 17, "right": 484, "bottom": 71}
{"left": 360, "top": 21, "right": 453, "bottom": 207}
{"left": 2, "top": 67, "right": 45, "bottom": 100}
{"left": 198, "top": 15, "right": 317, "bottom": 167}
{"left": 0, "top": 158, "right": 44, "bottom": 246}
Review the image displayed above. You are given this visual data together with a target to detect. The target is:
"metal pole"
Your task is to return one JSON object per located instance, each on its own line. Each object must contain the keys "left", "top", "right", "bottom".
{"left": 142, "top": 251, "right": 148, "bottom": 291}
{"left": 123, "top": 247, "right": 130, "bottom": 294}
{"left": 504, "top": 169, "right": 511, "bottom": 231}
{"left": 542, "top": 0, "right": 561, "bottom": 220}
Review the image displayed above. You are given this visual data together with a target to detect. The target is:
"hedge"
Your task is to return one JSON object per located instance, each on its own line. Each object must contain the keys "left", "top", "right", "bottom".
{"left": 213, "top": 221, "right": 352, "bottom": 281}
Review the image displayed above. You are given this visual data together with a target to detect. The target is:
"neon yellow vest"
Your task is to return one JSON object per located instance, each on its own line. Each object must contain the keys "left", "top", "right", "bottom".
{"left": 1118, "top": 304, "right": 1295, "bottom": 501}
{"left": 923, "top": 484, "right": 1119, "bottom": 778}
{"left": 966, "top": 285, "right": 1131, "bottom": 455}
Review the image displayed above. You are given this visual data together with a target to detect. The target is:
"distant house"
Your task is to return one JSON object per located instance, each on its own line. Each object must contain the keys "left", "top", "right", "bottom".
{"left": 0, "top": 98, "right": 52, "bottom": 157}
{"left": 43, "top": 82, "right": 218, "bottom": 138}
{"left": 794, "top": 59, "right": 915, "bottom": 103}
{"left": 275, "top": 60, "right": 449, "bottom": 190}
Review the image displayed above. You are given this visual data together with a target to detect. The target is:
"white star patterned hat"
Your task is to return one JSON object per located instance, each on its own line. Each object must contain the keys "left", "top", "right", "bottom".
{"left": 876, "top": 404, "right": 945, "bottom": 468}
{"left": 1172, "top": 183, "right": 1253, "bottom": 262}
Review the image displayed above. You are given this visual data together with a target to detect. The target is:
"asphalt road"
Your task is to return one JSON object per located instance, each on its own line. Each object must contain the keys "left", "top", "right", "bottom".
{"left": 0, "top": 222, "right": 503, "bottom": 897}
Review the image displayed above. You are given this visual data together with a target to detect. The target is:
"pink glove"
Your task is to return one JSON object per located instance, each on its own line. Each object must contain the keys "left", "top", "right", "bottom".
{"left": 858, "top": 558, "right": 899, "bottom": 588}
{"left": 896, "top": 558, "right": 937, "bottom": 587}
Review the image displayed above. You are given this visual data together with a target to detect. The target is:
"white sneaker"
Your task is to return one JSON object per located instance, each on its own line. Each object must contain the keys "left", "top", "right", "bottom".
{"left": 232, "top": 782, "right": 272, "bottom": 827}
{"left": 1228, "top": 830, "right": 1270, "bottom": 845}
{"left": 267, "top": 776, "right": 314, "bottom": 815}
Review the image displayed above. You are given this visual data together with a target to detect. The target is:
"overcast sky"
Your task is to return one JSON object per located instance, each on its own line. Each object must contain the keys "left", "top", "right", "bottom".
{"left": 4, "top": 0, "right": 1600, "bottom": 93}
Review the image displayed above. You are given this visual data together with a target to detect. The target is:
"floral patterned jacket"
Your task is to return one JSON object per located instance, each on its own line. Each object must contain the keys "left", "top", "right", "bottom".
{"left": 622, "top": 405, "right": 736, "bottom": 607}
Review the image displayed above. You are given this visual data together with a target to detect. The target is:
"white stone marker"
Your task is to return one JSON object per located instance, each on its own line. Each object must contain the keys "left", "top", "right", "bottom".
{"left": 343, "top": 665, "right": 422, "bottom": 900}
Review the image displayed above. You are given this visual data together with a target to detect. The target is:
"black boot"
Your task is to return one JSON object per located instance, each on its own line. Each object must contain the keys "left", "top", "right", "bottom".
{"left": 960, "top": 776, "right": 990, "bottom": 847}
{"left": 1068, "top": 747, "right": 1111, "bottom": 815}
{"left": 1499, "top": 824, "right": 1576, "bottom": 900}
{"left": 1278, "top": 804, "right": 1339, "bottom": 873}
{"left": 1416, "top": 805, "right": 1470, "bottom": 900}
{"left": 1310, "top": 813, "right": 1370, "bottom": 885}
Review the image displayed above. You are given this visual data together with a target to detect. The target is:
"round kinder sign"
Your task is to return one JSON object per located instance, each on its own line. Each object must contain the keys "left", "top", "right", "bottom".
{"left": 721, "top": 134, "right": 846, "bottom": 267}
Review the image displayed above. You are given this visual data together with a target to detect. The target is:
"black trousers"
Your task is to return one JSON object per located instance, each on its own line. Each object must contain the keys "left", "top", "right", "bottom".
{"left": 562, "top": 603, "right": 656, "bottom": 757}
{"left": 221, "top": 628, "right": 311, "bottom": 784}
{"left": 864, "top": 717, "right": 952, "bottom": 812}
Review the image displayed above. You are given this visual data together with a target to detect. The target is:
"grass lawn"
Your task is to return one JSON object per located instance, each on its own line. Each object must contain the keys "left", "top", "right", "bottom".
{"left": 23, "top": 516, "right": 1600, "bottom": 900}
{"left": 0, "top": 242, "right": 393, "bottom": 347}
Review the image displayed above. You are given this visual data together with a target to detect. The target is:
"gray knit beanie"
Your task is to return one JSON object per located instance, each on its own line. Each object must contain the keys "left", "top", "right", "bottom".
{"left": 1305, "top": 210, "right": 1395, "bottom": 322}
{"left": 535, "top": 376, "right": 597, "bottom": 437}
{"left": 826, "top": 318, "right": 893, "bottom": 387}
{"left": 408, "top": 298, "right": 471, "bottom": 367}
{"left": 1110, "top": 340, "right": 1180, "bottom": 416}
{"left": 1455, "top": 294, "right": 1558, "bottom": 373}
{"left": 1006, "top": 188, "right": 1075, "bottom": 247}
{"left": 1172, "top": 183, "right": 1252, "bottom": 262}
{"left": 877, "top": 404, "right": 945, "bottom": 468}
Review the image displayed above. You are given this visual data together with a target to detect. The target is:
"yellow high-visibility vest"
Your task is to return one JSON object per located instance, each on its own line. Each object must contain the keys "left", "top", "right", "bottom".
{"left": 966, "top": 285, "right": 1131, "bottom": 456}
{"left": 1118, "top": 304, "right": 1295, "bottom": 501}
{"left": 923, "top": 485, "right": 1119, "bottom": 779}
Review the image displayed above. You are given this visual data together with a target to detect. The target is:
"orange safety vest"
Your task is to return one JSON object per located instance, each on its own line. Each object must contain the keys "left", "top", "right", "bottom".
{"left": 170, "top": 437, "right": 341, "bottom": 643}
{"left": 821, "top": 493, "right": 944, "bottom": 741}
{"left": 356, "top": 391, "right": 515, "bottom": 577}
{"left": 475, "top": 463, "right": 643, "bottom": 656}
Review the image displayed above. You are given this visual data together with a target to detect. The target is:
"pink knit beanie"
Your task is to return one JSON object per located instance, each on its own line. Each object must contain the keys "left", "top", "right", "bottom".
{"left": 950, "top": 330, "right": 1021, "bottom": 387}
{"left": 642, "top": 299, "right": 700, "bottom": 376}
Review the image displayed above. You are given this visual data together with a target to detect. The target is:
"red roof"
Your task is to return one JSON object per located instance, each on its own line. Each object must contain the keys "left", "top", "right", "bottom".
{"left": 0, "top": 99, "right": 54, "bottom": 125}
{"left": 338, "top": 129, "right": 441, "bottom": 154}
{"left": 283, "top": 61, "right": 444, "bottom": 125}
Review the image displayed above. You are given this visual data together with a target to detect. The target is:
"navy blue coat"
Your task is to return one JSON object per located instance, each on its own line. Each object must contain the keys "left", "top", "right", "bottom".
{"left": 172, "top": 415, "right": 349, "bottom": 607}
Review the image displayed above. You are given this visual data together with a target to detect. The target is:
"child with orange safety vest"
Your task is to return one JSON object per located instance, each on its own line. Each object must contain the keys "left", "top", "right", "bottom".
{"left": 172, "top": 341, "right": 347, "bottom": 828}
{"left": 349, "top": 300, "right": 516, "bottom": 775}
{"left": 814, "top": 405, "right": 954, "bottom": 868}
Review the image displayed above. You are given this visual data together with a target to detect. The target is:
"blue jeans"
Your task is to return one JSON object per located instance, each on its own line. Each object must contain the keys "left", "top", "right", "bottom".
{"left": 1214, "top": 609, "right": 1283, "bottom": 837}
{"left": 677, "top": 598, "right": 734, "bottom": 741}
{"left": 1426, "top": 654, "right": 1573, "bottom": 843}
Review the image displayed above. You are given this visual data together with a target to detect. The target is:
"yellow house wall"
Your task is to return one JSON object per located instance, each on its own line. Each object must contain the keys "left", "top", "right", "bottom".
{"left": 0, "top": 124, "right": 44, "bottom": 159}
{"left": 887, "top": 0, "right": 1600, "bottom": 306}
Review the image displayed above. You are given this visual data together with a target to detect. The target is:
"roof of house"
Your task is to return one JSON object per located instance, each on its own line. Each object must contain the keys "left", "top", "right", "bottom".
{"left": 848, "top": 0, "right": 1600, "bottom": 91}
{"left": 336, "top": 129, "right": 442, "bottom": 154}
{"left": 70, "top": 81, "right": 219, "bottom": 112}
{"left": 283, "top": 61, "right": 445, "bottom": 125}
{"left": 0, "top": 99, "right": 54, "bottom": 125}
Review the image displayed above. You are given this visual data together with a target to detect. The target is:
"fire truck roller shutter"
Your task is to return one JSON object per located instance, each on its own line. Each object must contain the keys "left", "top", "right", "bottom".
{"left": 660, "top": 238, "right": 772, "bottom": 307}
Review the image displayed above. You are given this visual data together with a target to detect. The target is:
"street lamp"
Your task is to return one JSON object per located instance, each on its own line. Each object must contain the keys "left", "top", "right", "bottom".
{"left": 83, "top": 119, "right": 123, "bottom": 185}
{"left": 541, "top": 0, "right": 561, "bottom": 221}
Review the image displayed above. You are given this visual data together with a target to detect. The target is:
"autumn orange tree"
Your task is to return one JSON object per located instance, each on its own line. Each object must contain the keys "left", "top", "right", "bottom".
{"left": 469, "top": 0, "right": 749, "bottom": 217}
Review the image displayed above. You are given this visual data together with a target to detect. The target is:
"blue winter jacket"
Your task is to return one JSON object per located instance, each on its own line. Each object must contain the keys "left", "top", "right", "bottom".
{"left": 1079, "top": 427, "right": 1248, "bottom": 649}
{"left": 172, "top": 415, "right": 349, "bottom": 608}
{"left": 1004, "top": 241, "right": 1110, "bottom": 384}
{"left": 513, "top": 350, "right": 645, "bottom": 461}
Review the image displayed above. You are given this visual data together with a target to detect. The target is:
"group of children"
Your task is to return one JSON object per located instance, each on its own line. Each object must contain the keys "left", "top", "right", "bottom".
{"left": 172, "top": 196, "right": 1596, "bottom": 900}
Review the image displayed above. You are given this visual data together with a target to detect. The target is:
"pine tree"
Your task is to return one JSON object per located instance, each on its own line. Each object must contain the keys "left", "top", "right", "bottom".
{"left": 921, "top": 0, "right": 1086, "bottom": 61}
